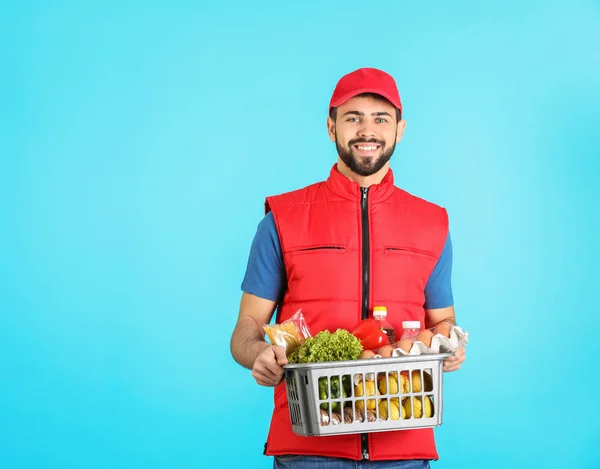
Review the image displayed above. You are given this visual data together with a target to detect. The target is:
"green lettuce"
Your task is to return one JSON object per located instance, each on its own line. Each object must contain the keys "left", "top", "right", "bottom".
{"left": 288, "top": 329, "right": 363, "bottom": 364}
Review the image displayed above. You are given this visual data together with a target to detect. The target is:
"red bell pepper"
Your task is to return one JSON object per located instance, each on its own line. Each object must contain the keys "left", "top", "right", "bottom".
{"left": 350, "top": 318, "right": 390, "bottom": 351}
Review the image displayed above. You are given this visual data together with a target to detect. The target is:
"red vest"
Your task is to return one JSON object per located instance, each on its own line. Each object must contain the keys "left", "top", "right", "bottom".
{"left": 264, "top": 165, "right": 448, "bottom": 461}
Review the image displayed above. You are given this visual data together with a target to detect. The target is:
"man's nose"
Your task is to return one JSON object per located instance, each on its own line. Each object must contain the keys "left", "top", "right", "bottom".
{"left": 358, "top": 122, "right": 376, "bottom": 138}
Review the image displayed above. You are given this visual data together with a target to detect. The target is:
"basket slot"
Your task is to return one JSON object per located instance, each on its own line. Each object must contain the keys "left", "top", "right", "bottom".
{"left": 400, "top": 370, "right": 409, "bottom": 394}
{"left": 425, "top": 394, "right": 435, "bottom": 418}
{"left": 423, "top": 368, "right": 433, "bottom": 392}
{"left": 414, "top": 396, "right": 423, "bottom": 419}
{"left": 342, "top": 374, "right": 352, "bottom": 401}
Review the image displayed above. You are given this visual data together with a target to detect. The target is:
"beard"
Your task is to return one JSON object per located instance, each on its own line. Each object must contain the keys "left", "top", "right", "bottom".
{"left": 336, "top": 136, "right": 396, "bottom": 177}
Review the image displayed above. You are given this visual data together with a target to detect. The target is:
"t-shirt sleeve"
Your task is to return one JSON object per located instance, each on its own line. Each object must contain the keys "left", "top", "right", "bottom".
{"left": 424, "top": 232, "right": 454, "bottom": 309}
{"left": 241, "top": 211, "right": 286, "bottom": 302}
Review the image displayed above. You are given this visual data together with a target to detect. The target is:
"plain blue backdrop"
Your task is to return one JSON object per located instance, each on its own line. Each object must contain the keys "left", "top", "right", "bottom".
{"left": 1, "top": 1, "right": 599, "bottom": 468}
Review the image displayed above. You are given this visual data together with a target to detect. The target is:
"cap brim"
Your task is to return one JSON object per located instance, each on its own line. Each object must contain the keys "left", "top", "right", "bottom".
{"left": 330, "top": 88, "right": 402, "bottom": 110}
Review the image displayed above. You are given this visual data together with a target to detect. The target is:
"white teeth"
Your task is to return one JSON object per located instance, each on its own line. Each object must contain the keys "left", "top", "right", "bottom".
{"left": 357, "top": 145, "right": 377, "bottom": 151}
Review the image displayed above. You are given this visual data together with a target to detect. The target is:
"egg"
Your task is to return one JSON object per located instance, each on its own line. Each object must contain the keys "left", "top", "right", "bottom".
{"left": 416, "top": 330, "right": 434, "bottom": 348}
{"left": 377, "top": 344, "right": 394, "bottom": 358}
{"left": 360, "top": 349, "right": 376, "bottom": 360}
{"left": 433, "top": 321, "right": 452, "bottom": 338}
{"left": 394, "top": 338, "right": 415, "bottom": 353}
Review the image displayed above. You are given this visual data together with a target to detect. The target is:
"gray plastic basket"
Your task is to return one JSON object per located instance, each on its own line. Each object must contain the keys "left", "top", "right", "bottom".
{"left": 284, "top": 353, "right": 452, "bottom": 437}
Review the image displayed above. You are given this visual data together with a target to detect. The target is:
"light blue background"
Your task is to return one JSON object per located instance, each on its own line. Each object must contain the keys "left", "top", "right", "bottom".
{"left": 1, "top": 1, "right": 599, "bottom": 468}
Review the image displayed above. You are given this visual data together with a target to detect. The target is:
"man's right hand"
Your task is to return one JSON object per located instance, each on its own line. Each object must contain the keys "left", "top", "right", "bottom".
{"left": 251, "top": 344, "right": 288, "bottom": 387}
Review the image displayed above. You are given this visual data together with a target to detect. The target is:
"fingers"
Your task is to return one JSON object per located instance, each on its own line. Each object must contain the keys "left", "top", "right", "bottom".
{"left": 252, "top": 345, "right": 286, "bottom": 387}
{"left": 257, "top": 346, "right": 281, "bottom": 369}
{"left": 272, "top": 344, "right": 289, "bottom": 366}
{"left": 252, "top": 368, "right": 284, "bottom": 386}
{"left": 443, "top": 347, "right": 466, "bottom": 372}
{"left": 443, "top": 362, "right": 461, "bottom": 372}
{"left": 259, "top": 357, "right": 284, "bottom": 376}
{"left": 252, "top": 363, "right": 284, "bottom": 386}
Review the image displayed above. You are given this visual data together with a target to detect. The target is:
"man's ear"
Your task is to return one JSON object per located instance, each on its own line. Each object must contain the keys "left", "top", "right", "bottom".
{"left": 327, "top": 116, "right": 336, "bottom": 143}
{"left": 396, "top": 119, "right": 406, "bottom": 143}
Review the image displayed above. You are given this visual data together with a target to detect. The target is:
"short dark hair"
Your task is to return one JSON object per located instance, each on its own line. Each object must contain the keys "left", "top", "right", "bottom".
{"left": 329, "top": 92, "right": 402, "bottom": 122}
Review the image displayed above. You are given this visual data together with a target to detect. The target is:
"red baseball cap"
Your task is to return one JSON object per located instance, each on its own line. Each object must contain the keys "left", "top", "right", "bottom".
{"left": 329, "top": 68, "right": 402, "bottom": 113}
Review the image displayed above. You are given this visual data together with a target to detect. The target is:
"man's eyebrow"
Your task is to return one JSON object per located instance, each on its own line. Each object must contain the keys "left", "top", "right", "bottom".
{"left": 341, "top": 110, "right": 393, "bottom": 117}
{"left": 342, "top": 110, "right": 364, "bottom": 117}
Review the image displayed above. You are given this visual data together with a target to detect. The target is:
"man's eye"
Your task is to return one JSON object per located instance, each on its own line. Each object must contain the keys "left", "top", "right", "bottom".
{"left": 347, "top": 117, "right": 360, "bottom": 122}
{"left": 376, "top": 118, "right": 387, "bottom": 123}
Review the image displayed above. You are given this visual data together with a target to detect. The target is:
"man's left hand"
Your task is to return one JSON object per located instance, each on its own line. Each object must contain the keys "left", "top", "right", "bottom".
{"left": 443, "top": 346, "right": 466, "bottom": 372}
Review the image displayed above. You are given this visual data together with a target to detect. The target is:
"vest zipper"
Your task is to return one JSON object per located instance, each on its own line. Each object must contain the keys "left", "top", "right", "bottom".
{"left": 361, "top": 187, "right": 370, "bottom": 320}
{"left": 360, "top": 186, "right": 370, "bottom": 460}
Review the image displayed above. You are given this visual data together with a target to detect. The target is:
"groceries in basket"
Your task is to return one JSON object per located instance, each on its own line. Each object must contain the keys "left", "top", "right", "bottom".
{"left": 266, "top": 309, "right": 468, "bottom": 362}
{"left": 288, "top": 329, "right": 363, "bottom": 364}
{"left": 312, "top": 366, "right": 438, "bottom": 428}
{"left": 349, "top": 309, "right": 468, "bottom": 358}
{"left": 263, "top": 309, "right": 312, "bottom": 355}
{"left": 350, "top": 318, "right": 390, "bottom": 350}
{"left": 281, "top": 307, "right": 468, "bottom": 437}
{"left": 389, "top": 320, "right": 468, "bottom": 357}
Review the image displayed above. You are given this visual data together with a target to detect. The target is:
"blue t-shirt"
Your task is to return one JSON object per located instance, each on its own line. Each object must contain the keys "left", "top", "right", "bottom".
{"left": 242, "top": 212, "right": 453, "bottom": 309}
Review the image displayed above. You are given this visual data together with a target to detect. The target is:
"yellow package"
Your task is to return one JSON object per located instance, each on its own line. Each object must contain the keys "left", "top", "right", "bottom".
{"left": 263, "top": 309, "right": 311, "bottom": 355}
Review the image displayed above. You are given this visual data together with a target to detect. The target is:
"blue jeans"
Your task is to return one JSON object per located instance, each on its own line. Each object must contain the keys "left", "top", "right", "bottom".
{"left": 273, "top": 455, "right": 431, "bottom": 469}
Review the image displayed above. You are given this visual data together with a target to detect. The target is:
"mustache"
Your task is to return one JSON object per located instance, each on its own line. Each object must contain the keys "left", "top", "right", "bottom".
{"left": 348, "top": 138, "right": 385, "bottom": 146}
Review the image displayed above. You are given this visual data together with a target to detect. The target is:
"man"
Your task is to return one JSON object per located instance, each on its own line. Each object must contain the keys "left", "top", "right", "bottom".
{"left": 230, "top": 67, "right": 466, "bottom": 468}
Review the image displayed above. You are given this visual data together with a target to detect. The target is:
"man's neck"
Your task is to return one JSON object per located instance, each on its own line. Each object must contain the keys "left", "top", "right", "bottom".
{"left": 336, "top": 159, "right": 390, "bottom": 188}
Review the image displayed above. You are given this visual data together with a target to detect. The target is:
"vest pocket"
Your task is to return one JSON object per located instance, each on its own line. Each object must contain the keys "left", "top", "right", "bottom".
{"left": 286, "top": 244, "right": 353, "bottom": 302}
{"left": 289, "top": 245, "right": 346, "bottom": 254}
{"left": 385, "top": 246, "right": 436, "bottom": 260}
{"left": 376, "top": 247, "right": 438, "bottom": 301}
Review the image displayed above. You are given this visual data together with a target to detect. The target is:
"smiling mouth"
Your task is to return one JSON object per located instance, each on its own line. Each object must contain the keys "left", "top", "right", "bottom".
{"left": 354, "top": 144, "right": 380, "bottom": 152}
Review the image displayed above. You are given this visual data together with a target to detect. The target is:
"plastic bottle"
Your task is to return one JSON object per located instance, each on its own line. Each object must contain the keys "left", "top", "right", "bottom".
{"left": 400, "top": 321, "right": 421, "bottom": 340}
{"left": 372, "top": 306, "right": 396, "bottom": 344}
